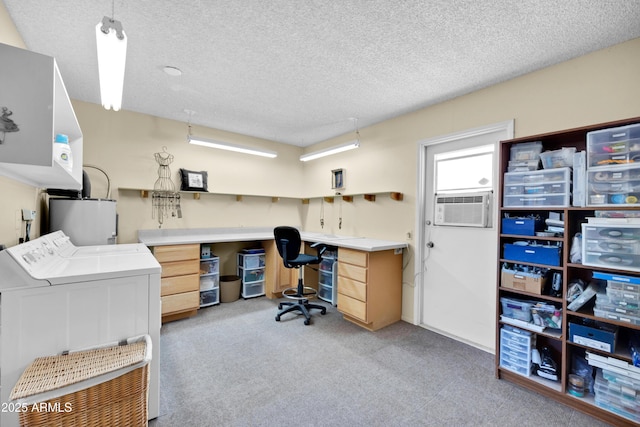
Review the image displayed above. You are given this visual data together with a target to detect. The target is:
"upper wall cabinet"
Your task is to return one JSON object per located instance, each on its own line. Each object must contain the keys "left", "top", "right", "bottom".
{"left": 0, "top": 43, "right": 83, "bottom": 190}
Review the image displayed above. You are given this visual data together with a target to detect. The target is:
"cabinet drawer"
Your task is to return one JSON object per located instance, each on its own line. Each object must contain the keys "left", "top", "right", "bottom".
{"left": 339, "top": 248, "right": 368, "bottom": 267}
{"left": 338, "top": 293, "right": 366, "bottom": 322}
{"left": 162, "top": 291, "right": 199, "bottom": 315}
{"left": 338, "top": 262, "right": 367, "bottom": 282}
{"left": 154, "top": 244, "right": 200, "bottom": 263}
{"left": 161, "top": 273, "right": 199, "bottom": 296}
{"left": 338, "top": 277, "right": 367, "bottom": 302}
{"left": 161, "top": 259, "right": 199, "bottom": 278}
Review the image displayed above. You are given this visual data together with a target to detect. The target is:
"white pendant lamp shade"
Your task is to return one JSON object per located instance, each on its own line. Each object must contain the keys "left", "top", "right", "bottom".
{"left": 96, "top": 17, "right": 127, "bottom": 111}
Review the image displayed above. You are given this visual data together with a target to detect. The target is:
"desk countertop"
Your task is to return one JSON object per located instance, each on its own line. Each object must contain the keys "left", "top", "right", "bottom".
{"left": 138, "top": 227, "right": 407, "bottom": 252}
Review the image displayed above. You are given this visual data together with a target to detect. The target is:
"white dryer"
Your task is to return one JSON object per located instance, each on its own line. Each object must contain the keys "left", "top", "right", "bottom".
{"left": 0, "top": 231, "right": 161, "bottom": 427}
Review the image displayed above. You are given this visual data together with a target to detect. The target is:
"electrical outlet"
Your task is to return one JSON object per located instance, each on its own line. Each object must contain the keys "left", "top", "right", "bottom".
{"left": 22, "top": 209, "right": 36, "bottom": 221}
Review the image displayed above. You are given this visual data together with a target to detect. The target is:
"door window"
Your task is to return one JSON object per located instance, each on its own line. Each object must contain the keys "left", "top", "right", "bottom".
{"left": 434, "top": 144, "right": 494, "bottom": 193}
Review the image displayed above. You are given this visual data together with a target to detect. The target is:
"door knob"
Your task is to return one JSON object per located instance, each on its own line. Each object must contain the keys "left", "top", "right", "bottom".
{"left": 427, "top": 241, "right": 435, "bottom": 248}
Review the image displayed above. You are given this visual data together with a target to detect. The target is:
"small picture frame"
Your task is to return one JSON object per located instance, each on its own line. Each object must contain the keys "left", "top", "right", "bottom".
{"left": 331, "top": 168, "right": 345, "bottom": 190}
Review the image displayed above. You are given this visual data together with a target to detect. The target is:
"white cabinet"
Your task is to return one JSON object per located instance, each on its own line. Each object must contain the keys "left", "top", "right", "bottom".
{"left": 0, "top": 43, "right": 83, "bottom": 190}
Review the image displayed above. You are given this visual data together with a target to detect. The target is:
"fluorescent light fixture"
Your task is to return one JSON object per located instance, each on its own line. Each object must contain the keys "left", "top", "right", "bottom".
{"left": 299, "top": 140, "right": 360, "bottom": 162}
{"left": 96, "top": 16, "right": 127, "bottom": 111}
{"left": 188, "top": 136, "right": 278, "bottom": 158}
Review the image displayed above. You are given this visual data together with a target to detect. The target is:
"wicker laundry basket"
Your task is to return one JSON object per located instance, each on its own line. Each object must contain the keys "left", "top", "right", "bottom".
{"left": 10, "top": 335, "right": 151, "bottom": 427}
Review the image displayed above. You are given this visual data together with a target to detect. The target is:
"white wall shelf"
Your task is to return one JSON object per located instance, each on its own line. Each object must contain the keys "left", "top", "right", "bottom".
{"left": 118, "top": 188, "right": 404, "bottom": 204}
{"left": 0, "top": 43, "right": 83, "bottom": 190}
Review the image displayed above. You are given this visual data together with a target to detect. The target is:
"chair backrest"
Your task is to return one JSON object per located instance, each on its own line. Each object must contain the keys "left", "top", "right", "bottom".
{"left": 274, "top": 226, "right": 302, "bottom": 268}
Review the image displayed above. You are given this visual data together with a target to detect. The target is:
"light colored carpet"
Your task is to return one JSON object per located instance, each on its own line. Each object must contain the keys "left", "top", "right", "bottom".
{"left": 150, "top": 297, "right": 611, "bottom": 426}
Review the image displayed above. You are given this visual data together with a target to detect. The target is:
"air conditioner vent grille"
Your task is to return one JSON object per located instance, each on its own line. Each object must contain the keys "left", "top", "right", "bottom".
{"left": 434, "top": 191, "right": 492, "bottom": 228}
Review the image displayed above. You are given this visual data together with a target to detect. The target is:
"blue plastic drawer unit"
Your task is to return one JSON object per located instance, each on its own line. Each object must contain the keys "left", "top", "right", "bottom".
{"left": 582, "top": 224, "right": 640, "bottom": 272}
{"left": 503, "top": 242, "right": 561, "bottom": 266}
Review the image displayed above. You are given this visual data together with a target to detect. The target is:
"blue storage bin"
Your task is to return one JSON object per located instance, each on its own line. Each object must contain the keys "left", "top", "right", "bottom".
{"left": 502, "top": 218, "right": 545, "bottom": 236}
{"left": 503, "top": 243, "right": 561, "bottom": 266}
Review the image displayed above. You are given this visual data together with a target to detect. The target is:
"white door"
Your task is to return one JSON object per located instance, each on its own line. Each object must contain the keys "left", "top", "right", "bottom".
{"left": 415, "top": 121, "right": 513, "bottom": 351}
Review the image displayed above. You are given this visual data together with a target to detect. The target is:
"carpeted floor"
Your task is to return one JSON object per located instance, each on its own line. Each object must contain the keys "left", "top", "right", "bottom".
{"left": 150, "top": 297, "right": 611, "bottom": 427}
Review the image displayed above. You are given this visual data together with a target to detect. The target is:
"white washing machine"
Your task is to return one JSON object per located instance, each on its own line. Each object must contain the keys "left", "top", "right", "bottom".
{"left": 0, "top": 231, "right": 161, "bottom": 427}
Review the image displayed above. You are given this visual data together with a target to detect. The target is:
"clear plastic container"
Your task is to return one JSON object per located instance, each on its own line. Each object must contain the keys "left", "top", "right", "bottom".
{"left": 540, "top": 147, "right": 576, "bottom": 169}
{"left": 587, "top": 123, "right": 640, "bottom": 168}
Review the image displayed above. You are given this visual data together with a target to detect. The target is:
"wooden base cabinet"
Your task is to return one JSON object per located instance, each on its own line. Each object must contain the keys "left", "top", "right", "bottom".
{"left": 337, "top": 247, "right": 402, "bottom": 331}
{"left": 264, "top": 240, "right": 298, "bottom": 298}
{"left": 153, "top": 244, "right": 200, "bottom": 323}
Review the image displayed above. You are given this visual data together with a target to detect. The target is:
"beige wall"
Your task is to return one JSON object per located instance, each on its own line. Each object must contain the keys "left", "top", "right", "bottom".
{"left": 1, "top": 0, "right": 639, "bottom": 346}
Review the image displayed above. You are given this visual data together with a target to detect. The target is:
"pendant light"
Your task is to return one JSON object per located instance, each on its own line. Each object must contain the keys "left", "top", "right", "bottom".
{"left": 95, "top": 1, "right": 127, "bottom": 111}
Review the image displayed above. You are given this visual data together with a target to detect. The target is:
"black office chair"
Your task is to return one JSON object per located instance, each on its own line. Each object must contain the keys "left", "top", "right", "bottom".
{"left": 274, "top": 226, "right": 327, "bottom": 325}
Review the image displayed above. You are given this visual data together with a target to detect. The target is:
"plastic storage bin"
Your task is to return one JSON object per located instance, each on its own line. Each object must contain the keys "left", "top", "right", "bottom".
{"left": 200, "top": 258, "right": 219, "bottom": 275}
{"left": 238, "top": 252, "right": 265, "bottom": 269}
{"left": 239, "top": 267, "right": 265, "bottom": 283}
{"left": 499, "top": 327, "right": 533, "bottom": 377}
{"left": 587, "top": 164, "right": 640, "bottom": 206}
{"left": 200, "top": 288, "right": 219, "bottom": 307}
{"left": 503, "top": 243, "right": 561, "bottom": 266}
{"left": 510, "top": 141, "right": 543, "bottom": 161}
{"left": 503, "top": 168, "right": 571, "bottom": 207}
{"left": 587, "top": 123, "right": 640, "bottom": 168}
{"left": 199, "top": 274, "right": 219, "bottom": 291}
{"left": 540, "top": 147, "right": 576, "bottom": 169}
{"left": 582, "top": 223, "right": 640, "bottom": 272}
{"left": 500, "top": 297, "right": 533, "bottom": 322}
{"left": 243, "top": 282, "right": 265, "bottom": 298}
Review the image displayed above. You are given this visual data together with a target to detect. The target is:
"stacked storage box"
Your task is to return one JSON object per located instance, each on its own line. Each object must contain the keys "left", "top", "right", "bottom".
{"left": 587, "top": 352, "right": 640, "bottom": 423}
{"left": 586, "top": 123, "right": 640, "bottom": 206}
{"left": 593, "top": 272, "right": 640, "bottom": 325}
{"left": 582, "top": 222, "right": 640, "bottom": 273}
{"left": 503, "top": 167, "right": 571, "bottom": 207}
{"left": 199, "top": 253, "right": 220, "bottom": 307}
{"left": 594, "top": 369, "right": 640, "bottom": 422}
{"left": 237, "top": 248, "right": 266, "bottom": 298}
{"left": 499, "top": 325, "right": 534, "bottom": 377}
{"left": 317, "top": 248, "right": 337, "bottom": 305}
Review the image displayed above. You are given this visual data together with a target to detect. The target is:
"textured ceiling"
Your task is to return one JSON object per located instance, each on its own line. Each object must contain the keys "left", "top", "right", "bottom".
{"left": 4, "top": 1, "right": 640, "bottom": 146}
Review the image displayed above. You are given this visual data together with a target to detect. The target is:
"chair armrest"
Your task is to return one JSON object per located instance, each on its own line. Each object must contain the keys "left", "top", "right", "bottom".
{"left": 310, "top": 241, "right": 327, "bottom": 257}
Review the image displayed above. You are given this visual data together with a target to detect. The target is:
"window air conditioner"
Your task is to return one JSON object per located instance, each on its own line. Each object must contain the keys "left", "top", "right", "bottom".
{"left": 434, "top": 191, "right": 492, "bottom": 227}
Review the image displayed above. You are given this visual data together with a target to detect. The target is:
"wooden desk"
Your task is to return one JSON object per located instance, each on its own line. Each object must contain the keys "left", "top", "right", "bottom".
{"left": 139, "top": 227, "right": 406, "bottom": 330}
